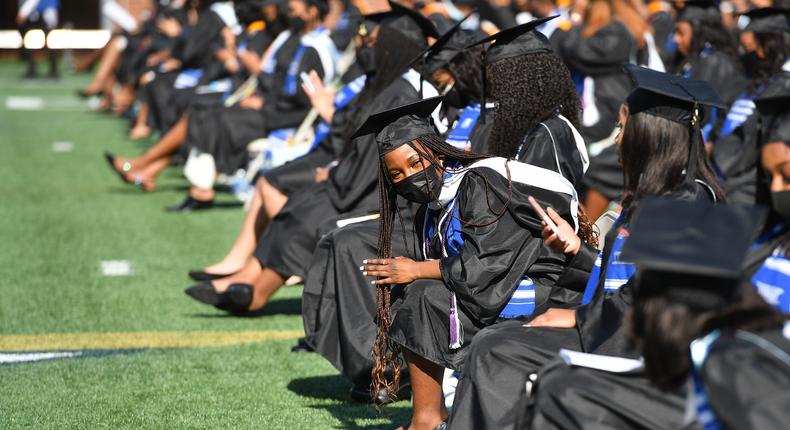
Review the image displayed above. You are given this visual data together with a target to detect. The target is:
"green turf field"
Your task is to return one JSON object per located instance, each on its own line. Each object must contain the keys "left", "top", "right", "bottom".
{"left": 0, "top": 60, "right": 409, "bottom": 429}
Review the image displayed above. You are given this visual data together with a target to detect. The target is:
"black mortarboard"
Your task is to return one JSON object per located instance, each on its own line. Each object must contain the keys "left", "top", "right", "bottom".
{"left": 621, "top": 197, "right": 765, "bottom": 308}
{"left": 625, "top": 64, "right": 726, "bottom": 194}
{"left": 411, "top": 11, "right": 477, "bottom": 75}
{"left": 675, "top": 1, "right": 721, "bottom": 26}
{"left": 624, "top": 64, "right": 726, "bottom": 125}
{"left": 364, "top": 1, "right": 439, "bottom": 43}
{"left": 352, "top": 96, "right": 443, "bottom": 156}
{"left": 743, "top": 7, "right": 790, "bottom": 34}
{"left": 466, "top": 15, "right": 557, "bottom": 64}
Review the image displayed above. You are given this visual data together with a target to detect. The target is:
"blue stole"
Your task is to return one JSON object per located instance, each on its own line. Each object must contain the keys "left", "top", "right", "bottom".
{"left": 689, "top": 330, "right": 725, "bottom": 430}
{"left": 37, "top": 0, "right": 60, "bottom": 12}
{"left": 422, "top": 170, "right": 536, "bottom": 319}
{"left": 446, "top": 104, "right": 482, "bottom": 150}
{"left": 282, "top": 27, "right": 327, "bottom": 96}
{"left": 751, "top": 223, "right": 790, "bottom": 313}
{"left": 174, "top": 68, "right": 204, "bottom": 89}
{"left": 581, "top": 215, "right": 637, "bottom": 305}
{"left": 311, "top": 74, "right": 367, "bottom": 150}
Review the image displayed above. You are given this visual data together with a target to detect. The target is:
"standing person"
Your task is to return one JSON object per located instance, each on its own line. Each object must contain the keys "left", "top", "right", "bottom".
{"left": 447, "top": 66, "right": 726, "bottom": 430}
{"left": 17, "top": 0, "right": 60, "bottom": 79}
{"left": 356, "top": 94, "right": 583, "bottom": 430}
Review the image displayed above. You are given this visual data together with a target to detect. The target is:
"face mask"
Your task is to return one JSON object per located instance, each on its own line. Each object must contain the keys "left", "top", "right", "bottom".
{"left": 392, "top": 166, "right": 444, "bottom": 204}
{"left": 288, "top": 16, "right": 306, "bottom": 32}
{"left": 356, "top": 45, "right": 376, "bottom": 74}
{"left": 772, "top": 190, "right": 790, "bottom": 219}
{"left": 742, "top": 51, "right": 762, "bottom": 79}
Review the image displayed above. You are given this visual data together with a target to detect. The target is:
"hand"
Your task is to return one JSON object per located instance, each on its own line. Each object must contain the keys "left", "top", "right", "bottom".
{"left": 160, "top": 58, "right": 181, "bottom": 72}
{"left": 302, "top": 70, "right": 335, "bottom": 122}
{"left": 239, "top": 95, "right": 264, "bottom": 110}
{"left": 361, "top": 257, "right": 420, "bottom": 285}
{"left": 314, "top": 167, "right": 330, "bottom": 183}
{"left": 541, "top": 206, "right": 581, "bottom": 256}
{"left": 157, "top": 17, "right": 182, "bottom": 38}
{"left": 525, "top": 308, "right": 577, "bottom": 328}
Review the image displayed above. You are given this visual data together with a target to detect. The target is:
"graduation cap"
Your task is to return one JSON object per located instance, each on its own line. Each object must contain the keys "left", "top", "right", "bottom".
{"left": 675, "top": 1, "right": 721, "bottom": 26}
{"left": 624, "top": 64, "right": 726, "bottom": 193}
{"left": 466, "top": 15, "right": 557, "bottom": 64}
{"left": 625, "top": 64, "right": 725, "bottom": 125}
{"left": 352, "top": 96, "right": 443, "bottom": 156}
{"left": 410, "top": 11, "right": 477, "bottom": 75}
{"left": 363, "top": 1, "right": 440, "bottom": 43}
{"left": 620, "top": 197, "right": 766, "bottom": 308}
{"left": 743, "top": 7, "right": 790, "bottom": 34}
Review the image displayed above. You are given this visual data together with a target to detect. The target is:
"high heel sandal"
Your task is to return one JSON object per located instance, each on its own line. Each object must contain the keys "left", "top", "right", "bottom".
{"left": 185, "top": 283, "right": 257, "bottom": 316}
{"left": 103, "top": 151, "right": 133, "bottom": 184}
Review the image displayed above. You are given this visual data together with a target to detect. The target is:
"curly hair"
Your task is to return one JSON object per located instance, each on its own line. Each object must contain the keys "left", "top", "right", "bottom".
{"left": 486, "top": 51, "right": 582, "bottom": 159}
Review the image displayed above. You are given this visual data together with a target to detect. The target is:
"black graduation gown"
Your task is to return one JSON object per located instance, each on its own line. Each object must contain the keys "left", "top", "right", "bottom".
{"left": 701, "top": 327, "right": 790, "bottom": 429}
{"left": 687, "top": 50, "right": 747, "bottom": 109}
{"left": 252, "top": 76, "right": 422, "bottom": 279}
{"left": 714, "top": 72, "right": 790, "bottom": 206}
{"left": 145, "top": 9, "right": 227, "bottom": 134}
{"left": 187, "top": 32, "right": 327, "bottom": 175}
{"left": 300, "top": 104, "right": 504, "bottom": 388}
{"left": 389, "top": 164, "right": 574, "bottom": 370}
{"left": 555, "top": 21, "right": 634, "bottom": 144}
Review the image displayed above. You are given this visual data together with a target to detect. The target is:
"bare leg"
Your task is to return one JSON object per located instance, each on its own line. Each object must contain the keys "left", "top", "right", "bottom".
{"left": 129, "top": 103, "right": 152, "bottom": 140}
{"left": 397, "top": 351, "right": 448, "bottom": 430}
{"left": 189, "top": 185, "right": 215, "bottom": 201}
{"left": 83, "top": 36, "right": 121, "bottom": 94}
{"left": 201, "top": 177, "right": 287, "bottom": 275}
{"left": 113, "top": 84, "right": 135, "bottom": 115}
{"left": 112, "top": 114, "right": 188, "bottom": 176}
{"left": 248, "top": 267, "right": 286, "bottom": 310}
{"left": 212, "top": 257, "right": 263, "bottom": 292}
{"left": 129, "top": 157, "right": 170, "bottom": 192}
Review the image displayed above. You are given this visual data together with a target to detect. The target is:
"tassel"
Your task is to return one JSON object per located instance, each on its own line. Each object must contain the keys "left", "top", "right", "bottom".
{"left": 449, "top": 292, "right": 463, "bottom": 349}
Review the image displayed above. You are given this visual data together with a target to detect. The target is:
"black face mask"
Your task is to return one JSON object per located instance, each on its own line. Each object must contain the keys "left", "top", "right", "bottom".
{"left": 742, "top": 51, "right": 762, "bottom": 79}
{"left": 772, "top": 190, "right": 790, "bottom": 219}
{"left": 356, "top": 45, "right": 376, "bottom": 74}
{"left": 391, "top": 166, "right": 444, "bottom": 204}
{"left": 288, "top": 16, "right": 306, "bottom": 32}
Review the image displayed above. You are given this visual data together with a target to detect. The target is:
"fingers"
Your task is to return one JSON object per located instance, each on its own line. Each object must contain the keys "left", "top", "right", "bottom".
{"left": 372, "top": 278, "right": 395, "bottom": 285}
{"left": 546, "top": 206, "right": 565, "bottom": 225}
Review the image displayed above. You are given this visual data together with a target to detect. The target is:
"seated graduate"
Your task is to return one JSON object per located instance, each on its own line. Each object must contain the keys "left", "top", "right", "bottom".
{"left": 530, "top": 198, "right": 786, "bottom": 430}
{"left": 298, "top": 17, "right": 591, "bottom": 406}
{"left": 713, "top": 7, "right": 790, "bottom": 205}
{"left": 447, "top": 65, "right": 727, "bottom": 430}
{"left": 167, "top": 0, "right": 338, "bottom": 211}
{"left": 354, "top": 94, "right": 582, "bottom": 429}
{"left": 183, "top": 1, "right": 442, "bottom": 313}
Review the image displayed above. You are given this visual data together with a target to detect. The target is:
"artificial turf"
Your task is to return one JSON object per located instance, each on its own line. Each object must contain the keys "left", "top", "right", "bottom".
{"left": 0, "top": 60, "right": 409, "bottom": 429}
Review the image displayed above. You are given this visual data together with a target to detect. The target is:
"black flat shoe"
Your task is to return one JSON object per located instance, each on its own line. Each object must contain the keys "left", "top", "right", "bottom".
{"left": 185, "top": 282, "right": 221, "bottom": 305}
{"left": 290, "top": 337, "right": 315, "bottom": 353}
{"left": 167, "top": 196, "right": 214, "bottom": 213}
{"left": 188, "top": 270, "right": 235, "bottom": 282}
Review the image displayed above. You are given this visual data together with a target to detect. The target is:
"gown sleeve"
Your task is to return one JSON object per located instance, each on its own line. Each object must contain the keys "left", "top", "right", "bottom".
{"left": 703, "top": 330, "right": 790, "bottom": 430}
{"left": 439, "top": 169, "right": 566, "bottom": 326}
{"left": 574, "top": 278, "right": 639, "bottom": 357}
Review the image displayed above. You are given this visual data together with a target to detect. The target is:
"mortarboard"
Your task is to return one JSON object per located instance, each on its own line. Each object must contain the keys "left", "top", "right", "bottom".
{"left": 675, "top": 1, "right": 721, "bottom": 26}
{"left": 624, "top": 64, "right": 726, "bottom": 125}
{"left": 465, "top": 15, "right": 557, "bottom": 64}
{"left": 620, "top": 197, "right": 765, "bottom": 308}
{"left": 743, "top": 7, "right": 790, "bottom": 34}
{"left": 363, "top": 1, "right": 440, "bottom": 44}
{"left": 411, "top": 11, "right": 477, "bottom": 75}
{"left": 352, "top": 96, "right": 444, "bottom": 156}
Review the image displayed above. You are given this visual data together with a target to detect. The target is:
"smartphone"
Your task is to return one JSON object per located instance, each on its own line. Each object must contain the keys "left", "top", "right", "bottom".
{"left": 300, "top": 71, "right": 315, "bottom": 93}
{"left": 528, "top": 196, "right": 561, "bottom": 238}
